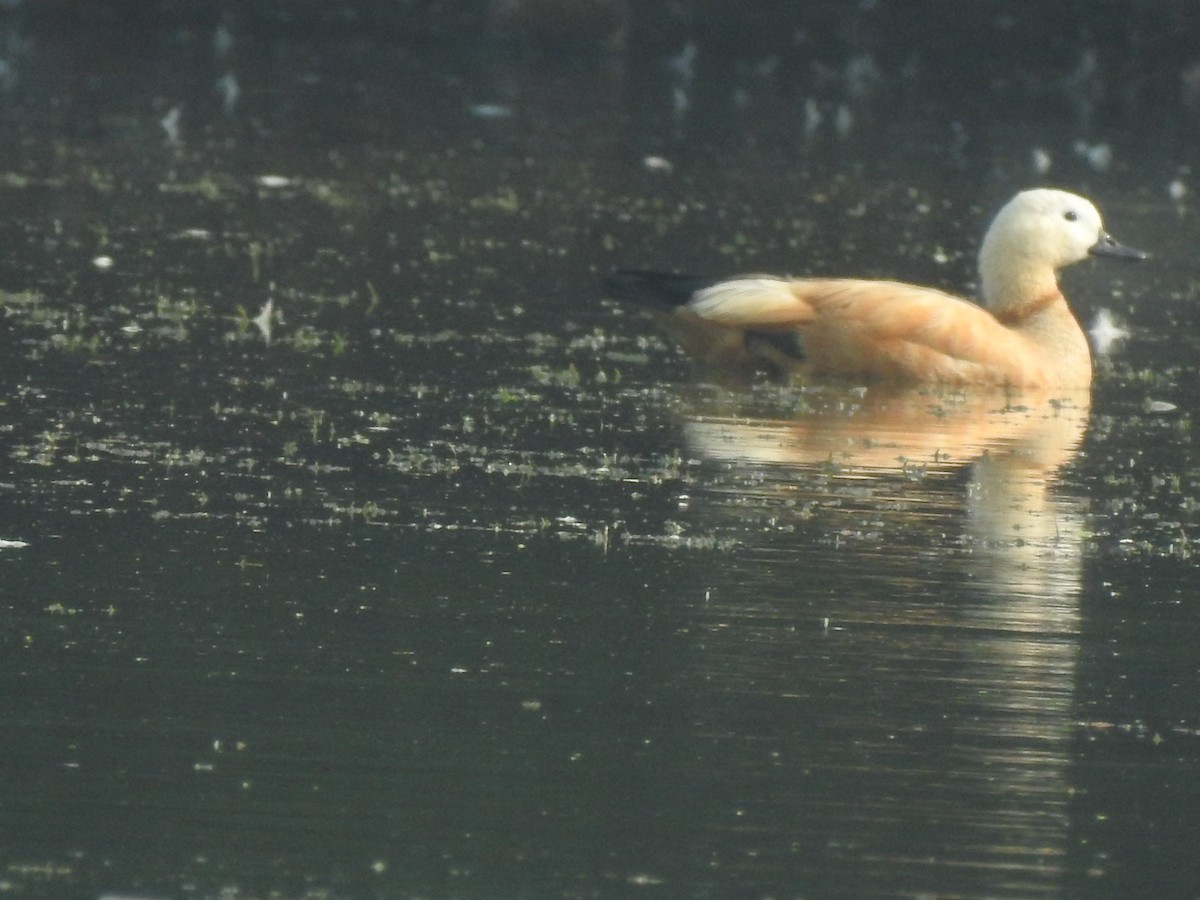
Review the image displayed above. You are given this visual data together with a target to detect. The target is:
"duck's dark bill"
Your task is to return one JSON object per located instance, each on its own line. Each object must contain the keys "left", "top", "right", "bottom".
{"left": 1089, "top": 232, "right": 1148, "bottom": 260}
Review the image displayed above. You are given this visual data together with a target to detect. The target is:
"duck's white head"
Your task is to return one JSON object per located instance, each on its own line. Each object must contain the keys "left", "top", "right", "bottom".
{"left": 978, "top": 188, "right": 1144, "bottom": 311}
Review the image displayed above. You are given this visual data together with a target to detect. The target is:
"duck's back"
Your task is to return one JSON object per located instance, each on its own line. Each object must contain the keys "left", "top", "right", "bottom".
{"left": 691, "top": 277, "right": 1087, "bottom": 387}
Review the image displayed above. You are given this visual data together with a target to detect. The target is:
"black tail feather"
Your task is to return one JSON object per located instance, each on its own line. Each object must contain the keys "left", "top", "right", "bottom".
{"left": 605, "top": 270, "right": 806, "bottom": 378}
{"left": 602, "top": 270, "right": 713, "bottom": 310}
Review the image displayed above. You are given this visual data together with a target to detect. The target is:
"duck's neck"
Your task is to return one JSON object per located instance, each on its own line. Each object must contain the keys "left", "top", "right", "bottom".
{"left": 979, "top": 250, "right": 1061, "bottom": 319}
{"left": 990, "top": 287, "right": 1064, "bottom": 326}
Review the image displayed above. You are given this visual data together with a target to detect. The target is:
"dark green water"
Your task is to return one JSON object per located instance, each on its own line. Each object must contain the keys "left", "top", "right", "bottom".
{"left": 3, "top": 10, "right": 1200, "bottom": 899}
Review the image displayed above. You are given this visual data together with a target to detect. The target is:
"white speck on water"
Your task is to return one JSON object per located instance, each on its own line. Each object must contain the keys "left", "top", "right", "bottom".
{"left": 627, "top": 872, "right": 666, "bottom": 886}
{"left": 948, "top": 121, "right": 969, "bottom": 161}
{"left": 672, "top": 85, "right": 689, "bottom": 118}
{"left": 0, "top": 58, "right": 17, "bottom": 93}
{"left": 845, "top": 52, "right": 881, "bottom": 101}
{"left": 1143, "top": 398, "right": 1178, "bottom": 414}
{"left": 214, "top": 22, "right": 234, "bottom": 58}
{"left": 160, "top": 105, "right": 182, "bottom": 144}
{"left": 0, "top": 539, "right": 29, "bottom": 549}
{"left": 1073, "top": 140, "right": 1111, "bottom": 171}
{"left": 668, "top": 40, "right": 697, "bottom": 81}
{"left": 1169, "top": 178, "right": 1187, "bottom": 202}
{"left": 253, "top": 297, "right": 275, "bottom": 345}
{"left": 834, "top": 103, "right": 853, "bottom": 138}
{"left": 1088, "top": 308, "right": 1128, "bottom": 355}
{"left": 751, "top": 54, "right": 779, "bottom": 78}
{"left": 1031, "top": 147, "right": 1052, "bottom": 174}
{"left": 468, "top": 103, "right": 512, "bottom": 119}
{"left": 803, "top": 97, "right": 821, "bottom": 140}
{"left": 92, "top": 255, "right": 114, "bottom": 270}
{"left": 256, "top": 174, "right": 293, "bottom": 188}
{"left": 643, "top": 155, "right": 673, "bottom": 173}
{"left": 216, "top": 72, "right": 239, "bottom": 115}
{"left": 1182, "top": 62, "right": 1200, "bottom": 106}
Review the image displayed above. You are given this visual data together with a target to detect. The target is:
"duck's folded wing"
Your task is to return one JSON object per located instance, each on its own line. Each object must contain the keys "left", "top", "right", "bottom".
{"left": 691, "top": 277, "right": 1035, "bottom": 381}
{"left": 800, "top": 279, "right": 1042, "bottom": 380}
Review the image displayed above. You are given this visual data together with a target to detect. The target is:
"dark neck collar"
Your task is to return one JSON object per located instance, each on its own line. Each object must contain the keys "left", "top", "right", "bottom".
{"left": 992, "top": 290, "right": 1064, "bottom": 326}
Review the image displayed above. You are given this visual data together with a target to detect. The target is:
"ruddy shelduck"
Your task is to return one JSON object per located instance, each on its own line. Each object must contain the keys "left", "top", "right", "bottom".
{"left": 607, "top": 189, "right": 1145, "bottom": 388}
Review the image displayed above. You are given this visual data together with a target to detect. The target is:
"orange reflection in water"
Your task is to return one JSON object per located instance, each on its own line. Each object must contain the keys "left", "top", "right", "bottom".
{"left": 676, "top": 385, "right": 1089, "bottom": 895}
{"left": 684, "top": 385, "right": 1088, "bottom": 599}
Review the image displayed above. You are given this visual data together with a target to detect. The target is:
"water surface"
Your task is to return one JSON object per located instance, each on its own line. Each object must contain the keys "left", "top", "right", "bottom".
{"left": 3, "top": 11, "right": 1200, "bottom": 899}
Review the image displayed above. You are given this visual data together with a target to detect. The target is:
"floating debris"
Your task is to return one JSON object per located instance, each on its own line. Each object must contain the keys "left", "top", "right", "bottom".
{"left": 92, "top": 255, "right": 114, "bottom": 270}
{"left": 1183, "top": 62, "right": 1200, "bottom": 108}
{"left": 1061, "top": 47, "right": 1102, "bottom": 127}
{"left": 627, "top": 872, "right": 666, "bottom": 887}
{"left": 948, "top": 121, "right": 969, "bottom": 163}
{"left": 160, "top": 105, "right": 182, "bottom": 144}
{"left": 668, "top": 40, "right": 697, "bottom": 82}
{"left": 834, "top": 103, "right": 853, "bottom": 139}
{"left": 672, "top": 85, "right": 689, "bottom": 120}
{"left": 216, "top": 72, "right": 240, "bottom": 115}
{"left": 468, "top": 103, "right": 513, "bottom": 119}
{"left": 214, "top": 21, "right": 234, "bottom": 59}
{"left": 0, "top": 58, "right": 17, "bottom": 93}
{"left": 642, "top": 155, "right": 673, "bottom": 173}
{"left": 803, "top": 98, "right": 821, "bottom": 141}
{"left": 253, "top": 297, "right": 275, "bottom": 345}
{"left": 1073, "top": 140, "right": 1112, "bottom": 172}
{"left": 844, "top": 52, "right": 882, "bottom": 102}
{"left": 256, "top": 174, "right": 293, "bottom": 188}
{"left": 1143, "top": 398, "right": 1178, "bottom": 414}
{"left": 1032, "top": 147, "right": 1052, "bottom": 175}
{"left": 1169, "top": 178, "right": 1187, "bottom": 202}
{"left": 0, "top": 539, "right": 29, "bottom": 549}
{"left": 750, "top": 54, "right": 779, "bottom": 79}
{"left": 1088, "top": 308, "right": 1128, "bottom": 355}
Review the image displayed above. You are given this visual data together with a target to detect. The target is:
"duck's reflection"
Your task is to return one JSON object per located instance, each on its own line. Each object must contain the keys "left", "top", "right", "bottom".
{"left": 677, "top": 386, "right": 1088, "bottom": 895}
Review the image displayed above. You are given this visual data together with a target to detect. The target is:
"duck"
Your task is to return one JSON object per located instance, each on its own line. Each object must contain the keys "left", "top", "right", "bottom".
{"left": 605, "top": 189, "right": 1145, "bottom": 389}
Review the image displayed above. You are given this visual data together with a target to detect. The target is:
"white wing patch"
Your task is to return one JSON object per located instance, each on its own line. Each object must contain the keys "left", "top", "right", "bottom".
{"left": 688, "top": 278, "right": 806, "bottom": 327}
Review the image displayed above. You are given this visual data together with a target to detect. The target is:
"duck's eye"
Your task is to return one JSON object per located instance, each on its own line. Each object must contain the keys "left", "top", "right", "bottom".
{"left": 1063, "top": 210, "right": 1078, "bottom": 222}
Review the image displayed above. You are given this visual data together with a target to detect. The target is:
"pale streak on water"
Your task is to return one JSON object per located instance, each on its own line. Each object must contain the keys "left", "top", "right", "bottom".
{"left": 672, "top": 388, "right": 1087, "bottom": 895}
